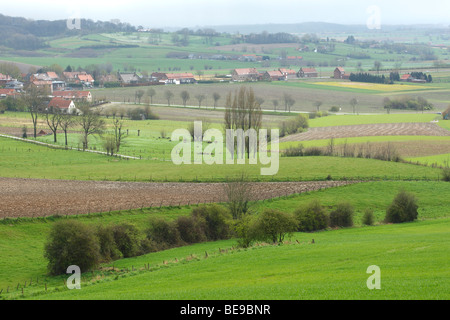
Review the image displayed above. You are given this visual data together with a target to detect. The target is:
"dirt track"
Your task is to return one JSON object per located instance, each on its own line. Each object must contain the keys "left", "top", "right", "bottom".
{"left": 0, "top": 178, "right": 358, "bottom": 218}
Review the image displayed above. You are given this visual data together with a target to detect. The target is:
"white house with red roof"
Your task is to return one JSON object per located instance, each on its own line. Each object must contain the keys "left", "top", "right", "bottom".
{"left": 47, "top": 97, "right": 78, "bottom": 114}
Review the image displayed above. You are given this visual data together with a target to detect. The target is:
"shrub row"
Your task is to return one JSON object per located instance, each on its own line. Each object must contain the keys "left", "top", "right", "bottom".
{"left": 44, "top": 204, "right": 232, "bottom": 275}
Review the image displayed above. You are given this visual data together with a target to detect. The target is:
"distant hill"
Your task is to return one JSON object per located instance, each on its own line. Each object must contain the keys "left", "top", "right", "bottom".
{"left": 0, "top": 14, "right": 136, "bottom": 50}
{"left": 203, "top": 21, "right": 449, "bottom": 35}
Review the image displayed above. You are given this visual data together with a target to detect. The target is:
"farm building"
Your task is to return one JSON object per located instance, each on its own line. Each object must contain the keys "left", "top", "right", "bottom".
{"left": 118, "top": 73, "right": 142, "bottom": 85}
{"left": 279, "top": 68, "right": 298, "bottom": 80}
{"left": 63, "top": 71, "right": 94, "bottom": 84}
{"left": 298, "top": 67, "right": 318, "bottom": 78}
{"left": 334, "top": 67, "right": 349, "bottom": 79}
{"left": 263, "top": 70, "right": 284, "bottom": 81}
{"left": 30, "top": 80, "right": 53, "bottom": 93}
{"left": 151, "top": 73, "right": 196, "bottom": 85}
{"left": 52, "top": 90, "right": 92, "bottom": 103}
{"left": 231, "top": 68, "right": 260, "bottom": 82}
{"left": 47, "top": 97, "right": 79, "bottom": 114}
{"left": 400, "top": 74, "right": 414, "bottom": 82}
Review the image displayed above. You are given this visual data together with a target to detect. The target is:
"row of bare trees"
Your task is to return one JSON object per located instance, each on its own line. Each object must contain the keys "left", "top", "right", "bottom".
{"left": 22, "top": 88, "right": 126, "bottom": 154}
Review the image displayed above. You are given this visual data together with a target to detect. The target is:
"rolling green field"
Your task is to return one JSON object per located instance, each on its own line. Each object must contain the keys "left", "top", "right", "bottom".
{"left": 0, "top": 136, "right": 444, "bottom": 182}
{"left": 0, "top": 181, "right": 449, "bottom": 300}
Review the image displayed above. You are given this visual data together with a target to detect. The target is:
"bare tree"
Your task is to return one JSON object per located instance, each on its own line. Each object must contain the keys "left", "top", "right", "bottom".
{"left": 283, "top": 93, "right": 295, "bottom": 112}
{"left": 60, "top": 113, "right": 75, "bottom": 146}
{"left": 77, "top": 103, "right": 106, "bottom": 150}
{"left": 147, "top": 88, "right": 156, "bottom": 105}
{"left": 45, "top": 106, "right": 62, "bottom": 143}
{"left": 195, "top": 94, "right": 205, "bottom": 108}
{"left": 374, "top": 61, "right": 382, "bottom": 75}
{"left": 350, "top": 98, "right": 358, "bottom": 114}
{"left": 180, "top": 90, "right": 190, "bottom": 107}
{"left": 22, "top": 87, "right": 47, "bottom": 138}
{"left": 165, "top": 90, "right": 174, "bottom": 106}
{"left": 313, "top": 101, "right": 323, "bottom": 112}
{"left": 213, "top": 92, "right": 220, "bottom": 109}
{"left": 224, "top": 86, "right": 263, "bottom": 159}
{"left": 112, "top": 118, "right": 127, "bottom": 152}
{"left": 223, "top": 173, "right": 254, "bottom": 219}
{"left": 272, "top": 99, "right": 279, "bottom": 112}
{"left": 135, "top": 90, "right": 145, "bottom": 104}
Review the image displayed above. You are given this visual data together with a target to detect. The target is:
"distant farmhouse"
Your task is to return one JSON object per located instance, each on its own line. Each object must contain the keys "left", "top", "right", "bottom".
{"left": 279, "top": 68, "right": 297, "bottom": 80}
{"left": 263, "top": 70, "right": 284, "bottom": 81}
{"left": 334, "top": 67, "right": 349, "bottom": 79}
{"left": 298, "top": 67, "right": 318, "bottom": 78}
{"left": 231, "top": 68, "right": 260, "bottom": 82}
{"left": 47, "top": 97, "right": 79, "bottom": 114}
{"left": 52, "top": 90, "right": 93, "bottom": 103}
{"left": 151, "top": 73, "right": 196, "bottom": 85}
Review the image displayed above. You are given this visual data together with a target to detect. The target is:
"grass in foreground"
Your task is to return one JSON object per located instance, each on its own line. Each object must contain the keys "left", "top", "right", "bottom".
{"left": 1, "top": 181, "right": 449, "bottom": 299}
{"left": 16, "top": 218, "right": 450, "bottom": 300}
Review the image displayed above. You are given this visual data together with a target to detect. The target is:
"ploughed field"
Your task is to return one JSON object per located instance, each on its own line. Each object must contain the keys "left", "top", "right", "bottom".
{"left": 0, "top": 178, "right": 357, "bottom": 218}
{"left": 281, "top": 122, "right": 450, "bottom": 142}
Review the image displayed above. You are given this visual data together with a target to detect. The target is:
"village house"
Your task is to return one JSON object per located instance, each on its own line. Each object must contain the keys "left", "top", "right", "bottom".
{"left": 52, "top": 90, "right": 92, "bottom": 103}
{"left": 152, "top": 73, "right": 196, "bottom": 85}
{"left": 263, "top": 70, "right": 284, "bottom": 81}
{"left": 30, "top": 80, "right": 53, "bottom": 93}
{"left": 47, "top": 97, "right": 79, "bottom": 114}
{"left": 0, "top": 88, "right": 16, "bottom": 99}
{"left": 279, "top": 68, "right": 298, "bottom": 80}
{"left": 334, "top": 67, "right": 349, "bottom": 79}
{"left": 298, "top": 67, "right": 318, "bottom": 78}
{"left": 231, "top": 68, "right": 260, "bottom": 82}
{"left": 5, "top": 80, "right": 24, "bottom": 92}
{"left": 0, "top": 73, "right": 15, "bottom": 86}
{"left": 118, "top": 72, "right": 142, "bottom": 85}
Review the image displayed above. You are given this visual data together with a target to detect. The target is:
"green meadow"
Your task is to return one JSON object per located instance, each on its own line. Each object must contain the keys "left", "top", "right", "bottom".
{"left": 0, "top": 181, "right": 449, "bottom": 300}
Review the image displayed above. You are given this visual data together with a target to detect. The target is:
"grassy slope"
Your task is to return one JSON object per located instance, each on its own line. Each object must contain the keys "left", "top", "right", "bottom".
{"left": 1, "top": 181, "right": 449, "bottom": 299}
{"left": 24, "top": 218, "right": 450, "bottom": 300}
{"left": 0, "top": 137, "right": 443, "bottom": 181}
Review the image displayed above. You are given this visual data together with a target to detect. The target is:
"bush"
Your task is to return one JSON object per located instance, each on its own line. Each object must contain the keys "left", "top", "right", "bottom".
{"left": 294, "top": 200, "right": 328, "bottom": 232}
{"left": 191, "top": 204, "right": 232, "bottom": 241}
{"left": 233, "top": 215, "right": 256, "bottom": 248}
{"left": 44, "top": 220, "right": 101, "bottom": 275}
{"left": 385, "top": 190, "right": 419, "bottom": 223}
{"left": 176, "top": 215, "right": 207, "bottom": 244}
{"left": 96, "top": 225, "right": 121, "bottom": 262}
{"left": 283, "top": 144, "right": 304, "bottom": 157}
{"left": 279, "top": 114, "right": 309, "bottom": 136}
{"left": 146, "top": 217, "right": 182, "bottom": 249}
{"left": 251, "top": 209, "right": 298, "bottom": 243}
{"left": 362, "top": 208, "right": 375, "bottom": 226}
{"left": 329, "top": 202, "right": 354, "bottom": 228}
{"left": 112, "top": 223, "right": 141, "bottom": 258}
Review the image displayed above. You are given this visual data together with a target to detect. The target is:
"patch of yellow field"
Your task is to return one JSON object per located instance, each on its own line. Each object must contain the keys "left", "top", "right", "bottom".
{"left": 313, "top": 81, "right": 437, "bottom": 92}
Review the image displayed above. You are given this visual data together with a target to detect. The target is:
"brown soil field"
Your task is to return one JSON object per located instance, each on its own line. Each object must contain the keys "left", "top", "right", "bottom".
{"left": 281, "top": 122, "right": 450, "bottom": 142}
{"left": 0, "top": 178, "right": 357, "bottom": 218}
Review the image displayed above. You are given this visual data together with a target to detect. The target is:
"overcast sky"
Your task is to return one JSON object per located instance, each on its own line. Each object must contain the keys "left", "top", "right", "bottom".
{"left": 2, "top": 0, "right": 450, "bottom": 28}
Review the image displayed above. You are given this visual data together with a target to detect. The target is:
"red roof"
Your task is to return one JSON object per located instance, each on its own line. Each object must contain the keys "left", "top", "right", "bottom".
{"left": 0, "top": 89, "right": 15, "bottom": 96}
{"left": 77, "top": 74, "right": 94, "bottom": 82}
{"left": 279, "top": 68, "right": 297, "bottom": 74}
{"left": 335, "top": 67, "right": 345, "bottom": 72}
{"left": 266, "top": 70, "right": 283, "bottom": 77}
{"left": 53, "top": 90, "right": 91, "bottom": 99}
{"left": 234, "top": 68, "right": 259, "bottom": 75}
{"left": 301, "top": 68, "right": 317, "bottom": 73}
{"left": 46, "top": 72, "right": 59, "bottom": 79}
{"left": 48, "top": 97, "right": 73, "bottom": 109}
{"left": 401, "top": 74, "right": 412, "bottom": 80}
{"left": 165, "top": 73, "right": 195, "bottom": 80}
